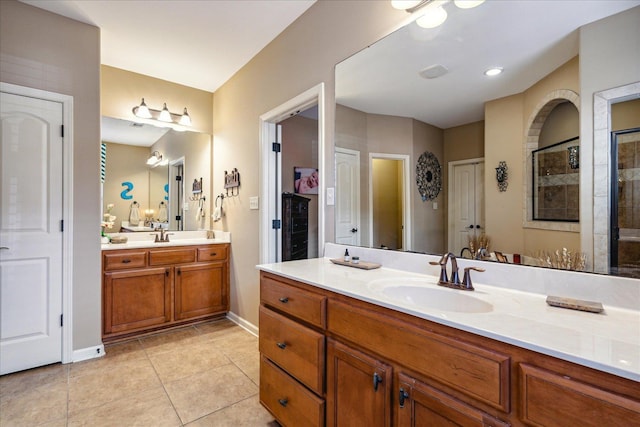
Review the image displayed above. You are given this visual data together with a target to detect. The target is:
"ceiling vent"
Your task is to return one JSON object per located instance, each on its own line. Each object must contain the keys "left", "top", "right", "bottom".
{"left": 419, "top": 64, "right": 449, "bottom": 79}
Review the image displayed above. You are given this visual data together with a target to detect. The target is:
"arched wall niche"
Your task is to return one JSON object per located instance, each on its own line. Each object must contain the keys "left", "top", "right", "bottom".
{"left": 523, "top": 89, "right": 581, "bottom": 233}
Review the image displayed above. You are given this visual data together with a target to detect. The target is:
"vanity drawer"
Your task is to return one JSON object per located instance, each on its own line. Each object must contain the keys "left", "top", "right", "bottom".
{"left": 260, "top": 356, "right": 325, "bottom": 427}
{"left": 103, "top": 251, "right": 147, "bottom": 271}
{"left": 197, "top": 245, "right": 228, "bottom": 262}
{"left": 149, "top": 248, "right": 196, "bottom": 265}
{"left": 260, "top": 273, "right": 326, "bottom": 328}
{"left": 259, "top": 306, "right": 324, "bottom": 394}
{"left": 328, "top": 299, "right": 510, "bottom": 412}
{"left": 520, "top": 364, "right": 640, "bottom": 426}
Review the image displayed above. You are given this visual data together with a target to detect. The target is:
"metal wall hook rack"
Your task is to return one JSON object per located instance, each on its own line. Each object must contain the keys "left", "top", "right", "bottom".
{"left": 189, "top": 177, "right": 204, "bottom": 201}
{"left": 224, "top": 168, "right": 240, "bottom": 197}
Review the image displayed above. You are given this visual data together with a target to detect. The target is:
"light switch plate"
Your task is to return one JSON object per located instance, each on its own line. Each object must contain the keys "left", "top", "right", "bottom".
{"left": 183, "top": 202, "right": 189, "bottom": 211}
{"left": 326, "top": 187, "right": 335, "bottom": 205}
{"left": 249, "top": 196, "right": 259, "bottom": 210}
{"left": 433, "top": 202, "right": 438, "bottom": 210}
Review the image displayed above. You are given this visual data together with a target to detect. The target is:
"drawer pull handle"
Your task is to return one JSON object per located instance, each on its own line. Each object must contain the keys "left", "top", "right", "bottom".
{"left": 276, "top": 342, "right": 287, "bottom": 350}
{"left": 279, "top": 297, "right": 289, "bottom": 303}
{"left": 373, "top": 372, "right": 382, "bottom": 391}
{"left": 399, "top": 388, "right": 409, "bottom": 408}
{"left": 278, "top": 398, "right": 288, "bottom": 407}
{"left": 210, "top": 253, "right": 217, "bottom": 256}
{"left": 122, "top": 259, "right": 131, "bottom": 264}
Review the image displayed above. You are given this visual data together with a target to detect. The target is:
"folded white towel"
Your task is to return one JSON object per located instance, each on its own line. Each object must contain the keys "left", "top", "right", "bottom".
{"left": 158, "top": 202, "right": 168, "bottom": 222}
{"left": 213, "top": 206, "right": 222, "bottom": 222}
{"left": 129, "top": 202, "right": 140, "bottom": 226}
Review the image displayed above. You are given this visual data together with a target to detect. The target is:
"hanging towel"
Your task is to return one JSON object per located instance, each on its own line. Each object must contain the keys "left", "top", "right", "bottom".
{"left": 158, "top": 202, "right": 168, "bottom": 222}
{"left": 213, "top": 206, "right": 222, "bottom": 222}
{"left": 129, "top": 201, "right": 140, "bottom": 226}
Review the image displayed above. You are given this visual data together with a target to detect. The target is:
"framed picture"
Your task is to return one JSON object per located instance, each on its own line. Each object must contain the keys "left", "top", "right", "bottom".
{"left": 294, "top": 167, "right": 319, "bottom": 194}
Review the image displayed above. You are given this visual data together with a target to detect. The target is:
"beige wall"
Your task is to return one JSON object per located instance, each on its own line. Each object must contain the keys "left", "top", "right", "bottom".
{"left": 102, "top": 143, "right": 150, "bottom": 227}
{"left": 335, "top": 105, "right": 445, "bottom": 253}
{"left": 612, "top": 99, "right": 640, "bottom": 131}
{"left": 0, "top": 0, "right": 101, "bottom": 350}
{"left": 212, "top": 1, "right": 407, "bottom": 327}
{"left": 101, "top": 65, "right": 213, "bottom": 135}
{"left": 442, "top": 121, "right": 484, "bottom": 248}
{"left": 484, "top": 57, "right": 581, "bottom": 257}
{"left": 281, "top": 114, "right": 320, "bottom": 258}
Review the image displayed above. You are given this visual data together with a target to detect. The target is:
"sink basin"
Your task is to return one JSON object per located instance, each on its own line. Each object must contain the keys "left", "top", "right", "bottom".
{"left": 368, "top": 279, "right": 493, "bottom": 313}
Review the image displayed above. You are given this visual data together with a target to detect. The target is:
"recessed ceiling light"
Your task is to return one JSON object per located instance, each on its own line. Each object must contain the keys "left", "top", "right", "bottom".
{"left": 484, "top": 67, "right": 503, "bottom": 77}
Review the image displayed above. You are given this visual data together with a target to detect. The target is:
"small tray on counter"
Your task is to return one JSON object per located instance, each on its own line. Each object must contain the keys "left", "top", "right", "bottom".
{"left": 546, "top": 295, "right": 604, "bottom": 313}
{"left": 330, "top": 258, "right": 381, "bottom": 270}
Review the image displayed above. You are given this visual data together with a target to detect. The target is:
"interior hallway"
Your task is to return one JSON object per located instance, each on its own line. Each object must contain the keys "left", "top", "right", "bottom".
{"left": 0, "top": 319, "right": 278, "bottom": 426}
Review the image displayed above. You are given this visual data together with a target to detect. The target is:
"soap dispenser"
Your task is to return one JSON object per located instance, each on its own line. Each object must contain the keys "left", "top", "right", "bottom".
{"left": 344, "top": 249, "right": 351, "bottom": 262}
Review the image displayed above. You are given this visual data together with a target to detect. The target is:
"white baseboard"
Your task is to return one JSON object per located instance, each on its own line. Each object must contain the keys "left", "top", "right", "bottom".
{"left": 72, "top": 344, "right": 105, "bottom": 363}
{"left": 226, "top": 312, "right": 258, "bottom": 337}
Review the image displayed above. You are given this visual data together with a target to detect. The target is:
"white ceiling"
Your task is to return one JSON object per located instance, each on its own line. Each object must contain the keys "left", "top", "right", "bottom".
{"left": 336, "top": 1, "right": 639, "bottom": 129}
{"left": 21, "top": 0, "right": 316, "bottom": 93}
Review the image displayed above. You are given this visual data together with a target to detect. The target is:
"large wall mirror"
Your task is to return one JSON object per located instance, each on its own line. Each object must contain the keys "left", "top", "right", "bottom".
{"left": 334, "top": 1, "right": 640, "bottom": 278}
{"left": 101, "top": 117, "right": 211, "bottom": 232}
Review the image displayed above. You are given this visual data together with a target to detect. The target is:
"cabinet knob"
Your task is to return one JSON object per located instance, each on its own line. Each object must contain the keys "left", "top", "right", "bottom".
{"left": 276, "top": 342, "right": 287, "bottom": 350}
{"left": 373, "top": 372, "right": 382, "bottom": 391}
{"left": 279, "top": 297, "right": 289, "bottom": 303}
{"left": 399, "top": 388, "right": 410, "bottom": 408}
{"left": 278, "top": 398, "right": 288, "bottom": 407}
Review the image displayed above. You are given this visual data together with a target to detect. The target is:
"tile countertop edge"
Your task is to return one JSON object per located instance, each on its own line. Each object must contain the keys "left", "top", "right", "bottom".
{"left": 256, "top": 258, "right": 640, "bottom": 382}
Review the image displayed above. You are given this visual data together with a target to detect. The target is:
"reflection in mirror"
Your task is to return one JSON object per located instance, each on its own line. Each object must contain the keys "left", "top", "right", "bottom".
{"left": 101, "top": 117, "right": 211, "bottom": 232}
{"left": 334, "top": 1, "right": 640, "bottom": 276}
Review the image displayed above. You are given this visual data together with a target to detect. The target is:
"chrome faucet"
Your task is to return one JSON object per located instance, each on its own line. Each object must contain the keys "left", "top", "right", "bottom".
{"left": 430, "top": 253, "right": 484, "bottom": 291}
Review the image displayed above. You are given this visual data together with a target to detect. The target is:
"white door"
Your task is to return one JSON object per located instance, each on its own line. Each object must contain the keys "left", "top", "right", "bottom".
{"left": 450, "top": 161, "right": 484, "bottom": 255}
{"left": 0, "top": 92, "right": 64, "bottom": 375}
{"left": 335, "top": 148, "right": 360, "bottom": 245}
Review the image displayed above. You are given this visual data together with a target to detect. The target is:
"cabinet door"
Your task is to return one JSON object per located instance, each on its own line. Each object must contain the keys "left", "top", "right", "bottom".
{"left": 326, "top": 339, "right": 392, "bottom": 427}
{"left": 175, "top": 262, "right": 228, "bottom": 320}
{"left": 104, "top": 267, "right": 171, "bottom": 335}
{"left": 396, "top": 373, "right": 509, "bottom": 427}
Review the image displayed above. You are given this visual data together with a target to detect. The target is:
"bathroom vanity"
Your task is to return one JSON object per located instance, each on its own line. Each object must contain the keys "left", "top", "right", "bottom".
{"left": 257, "top": 246, "right": 639, "bottom": 426}
{"left": 101, "top": 232, "right": 230, "bottom": 341}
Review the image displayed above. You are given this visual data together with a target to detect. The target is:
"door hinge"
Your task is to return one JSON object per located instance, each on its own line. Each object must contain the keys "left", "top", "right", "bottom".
{"left": 61, "top": 125, "right": 64, "bottom": 138}
{"left": 60, "top": 314, "right": 63, "bottom": 327}
{"left": 272, "top": 219, "right": 281, "bottom": 229}
{"left": 60, "top": 220, "right": 64, "bottom": 232}
{"left": 272, "top": 142, "right": 281, "bottom": 153}
{"left": 175, "top": 175, "right": 182, "bottom": 181}
{"left": 175, "top": 215, "right": 182, "bottom": 221}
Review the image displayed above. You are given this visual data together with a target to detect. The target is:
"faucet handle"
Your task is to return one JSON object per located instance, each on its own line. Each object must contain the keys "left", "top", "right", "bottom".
{"left": 461, "top": 267, "right": 485, "bottom": 290}
{"left": 150, "top": 233, "right": 160, "bottom": 243}
{"left": 164, "top": 232, "right": 174, "bottom": 242}
{"left": 429, "top": 260, "right": 448, "bottom": 283}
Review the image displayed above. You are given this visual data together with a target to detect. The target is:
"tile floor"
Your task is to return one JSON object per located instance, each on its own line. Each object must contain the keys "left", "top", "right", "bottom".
{"left": 0, "top": 319, "right": 279, "bottom": 426}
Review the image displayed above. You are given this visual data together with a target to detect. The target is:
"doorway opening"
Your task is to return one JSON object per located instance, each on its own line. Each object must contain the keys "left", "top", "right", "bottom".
{"left": 368, "top": 153, "right": 411, "bottom": 251}
{"left": 258, "top": 84, "right": 325, "bottom": 264}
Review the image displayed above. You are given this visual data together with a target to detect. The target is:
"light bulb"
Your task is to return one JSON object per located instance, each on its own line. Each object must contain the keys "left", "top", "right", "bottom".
{"left": 416, "top": 6, "right": 447, "bottom": 28}
{"left": 158, "top": 103, "right": 172, "bottom": 122}
{"left": 179, "top": 107, "right": 192, "bottom": 126}
{"left": 134, "top": 98, "right": 152, "bottom": 119}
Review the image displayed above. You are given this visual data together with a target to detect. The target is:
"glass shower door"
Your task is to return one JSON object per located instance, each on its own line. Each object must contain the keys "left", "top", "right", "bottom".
{"left": 611, "top": 128, "right": 640, "bottom": 278}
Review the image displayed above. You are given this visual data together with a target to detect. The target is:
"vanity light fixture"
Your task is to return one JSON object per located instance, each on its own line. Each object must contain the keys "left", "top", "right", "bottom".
{"left": 484, "top": 67, "right": 503, "bottom": 76}
{"left": 146, "top": 151, "right": 163, "bottom": 166}
{"left": 392, "top": 0, "right": 484, "bottom": 29}
{"left": 132, "top": 98, "right": 192, "bottom": 127}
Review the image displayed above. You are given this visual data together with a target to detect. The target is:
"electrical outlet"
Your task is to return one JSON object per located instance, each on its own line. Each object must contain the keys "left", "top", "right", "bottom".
{"left": 250, "top": 196, "right": 259, "bottom": 210}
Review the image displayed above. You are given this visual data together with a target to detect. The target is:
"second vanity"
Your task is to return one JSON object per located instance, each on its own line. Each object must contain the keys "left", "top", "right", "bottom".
{"left": 101, "top": 230, "right": 230, "bottom": 341}
{"left": 257, "top": 244, "right": 640, "bottom": 426}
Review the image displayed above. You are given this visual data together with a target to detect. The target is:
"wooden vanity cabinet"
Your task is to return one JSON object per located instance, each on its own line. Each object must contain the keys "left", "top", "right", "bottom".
{"left": 259, "top": 271, "right": 640, "bottom": 427}
{"left": 102, "top": 243, "right": 229, "bottom": 341}
{"left": 326, "top": 339, "right": 392, "bottom": 427}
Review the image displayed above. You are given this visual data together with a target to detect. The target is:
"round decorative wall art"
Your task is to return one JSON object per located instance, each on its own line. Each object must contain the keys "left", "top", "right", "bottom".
{"left": 416, "top": 151, "right": 442, "bottom": 202}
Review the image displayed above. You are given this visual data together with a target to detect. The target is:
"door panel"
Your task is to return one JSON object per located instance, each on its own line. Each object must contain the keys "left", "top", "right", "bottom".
{"left": 0, "top": 91, "right": 63, "bottom": 374}
{"left": 451, "top": 161, "right": 484, "bottom": 255}
{"left": 335, "top": 149, "right": 360, "bottom": 245}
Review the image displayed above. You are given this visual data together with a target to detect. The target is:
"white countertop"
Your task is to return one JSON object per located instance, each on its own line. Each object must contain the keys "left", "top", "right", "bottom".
{"left": 101, "top": 230, "right": 230, "bottom": 251}
{"left": 257, "top": 257, "right": 640, "bottom": 382}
